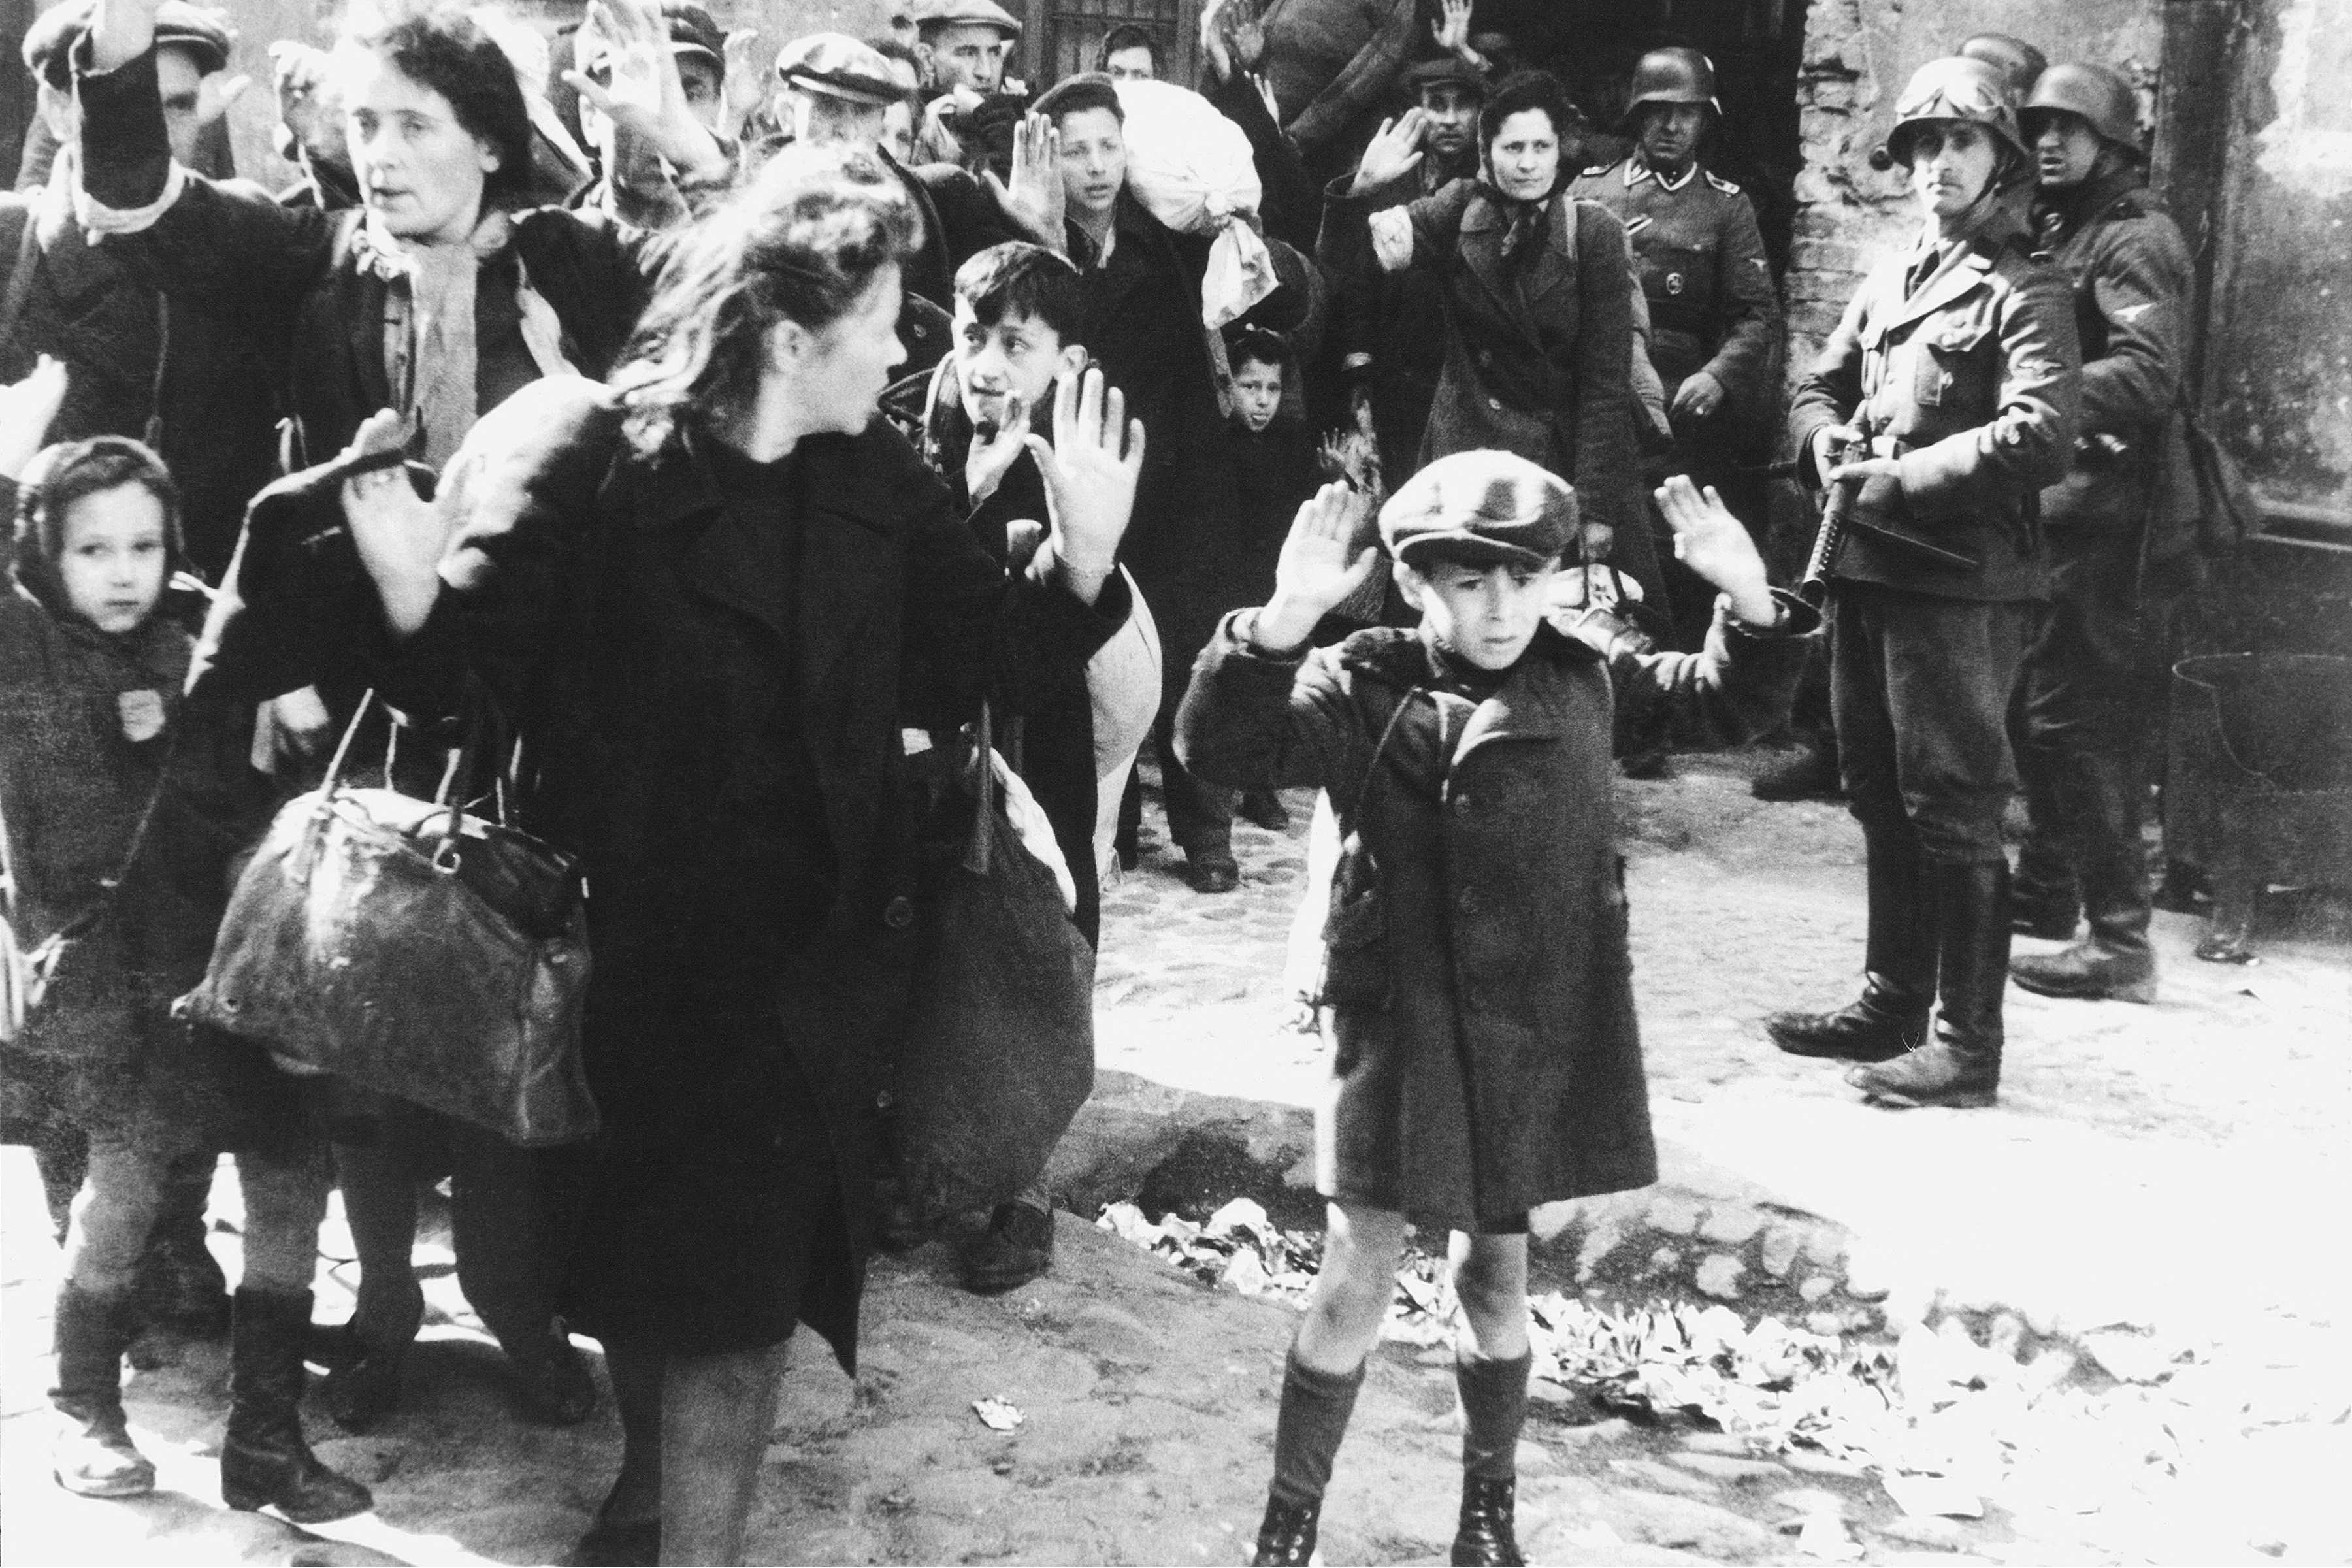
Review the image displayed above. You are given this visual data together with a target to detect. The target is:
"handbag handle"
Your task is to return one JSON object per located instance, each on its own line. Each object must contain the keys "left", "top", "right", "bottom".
{"left": 320, "top": 685, "right": 508, "bottom": 873}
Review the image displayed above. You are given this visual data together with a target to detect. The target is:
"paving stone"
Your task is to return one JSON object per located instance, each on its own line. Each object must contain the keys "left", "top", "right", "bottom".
{"left": 1610, "top": 1457, "right": 1722, "bottom": 1499}
{"left": 1799, "top": 1275, "right": 1837, "bottom": 1302}
{"left": 1760, "top": 1225, "right": 1805, "bottom": 1279}
{"left": 1667, "top": 1450, "right": 1787, "bottom": 1484}
{"left": 1646, "top": 1196, "right": 1702, "bottom": 1236}
{"left": 1693, "top": 1254, "right": 1746, "bottom": 1300}
{"left": 1698, "top": 1205, "right": 1766, "bottom": 1246}
{"left": 1678, "top": 1431, "right": 1754, "bottom": 1456}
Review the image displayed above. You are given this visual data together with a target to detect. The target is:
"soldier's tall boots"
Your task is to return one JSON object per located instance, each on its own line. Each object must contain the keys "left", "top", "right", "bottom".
{"left": 1850, "top": 860, "right": 2009, "bottom": 1108}
{"left": 1765, "top": 830, "right": 1933, "bottom": 1061}
{"left": 2010, "top": 740, "right": 2083, "bottom": 939}
{"left": 2012, "top": 751, "right": 2157, "bottom": 1002}
{"left": 50, "top": 1282, "right": 155, "bottom": 1497}
{"left": 221, "top": 1288, "right": 372, "bottom": 1522}
{"left": 1452, "top": 1351, "right": 1531, "bottom": 1566}
{"left": 1251, "top": 1349, "right": 1364, "bottom": 1565}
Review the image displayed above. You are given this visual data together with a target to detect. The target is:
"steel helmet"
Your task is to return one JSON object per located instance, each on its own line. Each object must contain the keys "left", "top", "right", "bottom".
{"left": 1885, "top": 56, "right": 2029, "bottom": 169}
{"left": 1624, "top": 46, "right": 1721, "bottom": 122}
{"left": 1957, "top": 33, "right": 2048, "bottom": 95}
{"left": 2020, "top": 61, "right": 2142, "bottom": 153}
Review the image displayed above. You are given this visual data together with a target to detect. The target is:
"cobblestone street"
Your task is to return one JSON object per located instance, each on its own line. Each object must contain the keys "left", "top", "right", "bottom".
{"left": 3, "top": 751, "right": 2347, "bottom": 1565}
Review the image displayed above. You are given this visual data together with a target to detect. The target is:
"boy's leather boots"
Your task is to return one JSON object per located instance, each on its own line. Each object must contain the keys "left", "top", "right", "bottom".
{"left": 50, "top": 1282, "right": 155, "bottom": 1497}
{"left": 221, "top": 1288, "right": 373, "bottom": 1522}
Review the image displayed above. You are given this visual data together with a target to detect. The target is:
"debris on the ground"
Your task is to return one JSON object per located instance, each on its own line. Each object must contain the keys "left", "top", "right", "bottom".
{"left": 1880, "top": 1472, "right": 1985, "bottom": 1518}
{"left": 973, "top": 1397, "right": 1024, "bottom": 1432}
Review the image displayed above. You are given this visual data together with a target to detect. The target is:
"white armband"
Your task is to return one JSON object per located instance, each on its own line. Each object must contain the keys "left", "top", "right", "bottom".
{"left": 1367, "top": 206, "right": 1414, "bottom": 274}
{"left": 72, "top": 158, "right": 186, "bottom": 236}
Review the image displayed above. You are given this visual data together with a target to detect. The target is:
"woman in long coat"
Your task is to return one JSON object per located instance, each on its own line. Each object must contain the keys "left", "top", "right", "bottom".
{"left": 338, "top": 146, "right": 1141, "bottom": 1566}
{"left": 1318, "top": 70, "right": 1642, "bottom": 556}
{"left": 74, "top": 0, "right": 732, "bottom": 1430}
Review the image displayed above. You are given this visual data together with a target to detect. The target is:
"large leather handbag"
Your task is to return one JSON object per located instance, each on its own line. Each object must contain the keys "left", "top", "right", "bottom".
{"left": 890, "top": 707, "right": 1096, "bottom": 1223}
{"left": 178, "top": 689, "right": 598, "bottom": 1147}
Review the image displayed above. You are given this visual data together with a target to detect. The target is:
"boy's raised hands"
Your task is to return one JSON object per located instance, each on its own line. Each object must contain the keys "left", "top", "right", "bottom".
{"left": 1654, "top": 475, "right": 1778, "bottom": 627}
{"left": 1254, "top": 482, "right": 1377, "bottom": 654}
{"left": 1025, "top": 367, "right": 1143, "bottom": 607}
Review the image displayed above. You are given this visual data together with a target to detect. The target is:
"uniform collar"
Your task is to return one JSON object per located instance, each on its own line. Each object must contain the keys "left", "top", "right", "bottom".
{"left": 1629, "top": 155, "right": 1697, "bottom": 192}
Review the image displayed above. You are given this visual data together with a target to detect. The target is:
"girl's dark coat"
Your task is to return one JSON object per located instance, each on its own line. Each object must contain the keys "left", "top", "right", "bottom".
{"left": 1176, "top": 607, "right": 1808, "bottom": 1228}
{"left": 365, "top": 380, "right": 1127, "bottom": 1366}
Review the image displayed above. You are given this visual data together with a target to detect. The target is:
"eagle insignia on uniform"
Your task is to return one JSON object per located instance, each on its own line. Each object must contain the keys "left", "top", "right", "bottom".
{"left": 1705, "top": 171, "right": 1742, "bottom": 195}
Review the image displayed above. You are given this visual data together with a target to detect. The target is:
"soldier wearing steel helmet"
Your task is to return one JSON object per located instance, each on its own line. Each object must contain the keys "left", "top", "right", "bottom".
{"left": 1569, "top": 47, "right": 1782, "bottom": 651}
{"left": 1767, "top": 56, "right": 2082, "bottom": 1111}
{"left": 2006, "top": 61, "right": 2197, "bottom": 1005}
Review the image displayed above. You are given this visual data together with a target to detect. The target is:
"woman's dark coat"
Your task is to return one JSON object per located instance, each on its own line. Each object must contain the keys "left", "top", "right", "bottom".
{"left": 366, "top": 380, "right": 1127, "bottom": 1366}
{"left": 75, "top": 46, "right": 664, "bottom": 473}
{"left": 1175, "top": 604, "right": 1810, "bottom": 1228}
{"left": 1321, "top": 177, "right": 1642, "bottom": 544}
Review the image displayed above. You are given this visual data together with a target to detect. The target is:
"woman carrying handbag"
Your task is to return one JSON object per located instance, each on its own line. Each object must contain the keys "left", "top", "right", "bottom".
{"left": 332, "top": 145, "right": 1143, "bottom": 1566}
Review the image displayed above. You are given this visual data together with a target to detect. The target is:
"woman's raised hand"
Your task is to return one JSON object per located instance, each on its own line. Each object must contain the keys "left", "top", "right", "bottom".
{"left": 987, "top": 114, "right": 1066, "bottom": 250}
{"left": 719, "top": 29, "right": 763, "bottom": 139}
{"left": 88, "top": 0, "right": 164, "bottom": 73}
{"left": 0, "top": 357, "right": 69, "bottom": 483}
{"left": 1256, "top": 482, "right": 1377, "bottom": 653}
{"left": 338, "top": 409, "right": 449, "bottom": 639}
{"left": 964, "top": 392, "right": 1031, "bottom": 506}
{"left": 1026, "top": 368, "right": 1144, "bottom": 606}
{"left": 1655, "top": 474, "right": 1776, "bottom": 626}
{"left": 1348, "top": 110, "right": 1428, "bottom": 195}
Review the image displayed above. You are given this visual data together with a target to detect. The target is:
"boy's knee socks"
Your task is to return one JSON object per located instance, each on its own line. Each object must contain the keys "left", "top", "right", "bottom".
{"left": 1270, "top": 1348, "right": 1366, "bottom": 1505}
{"left": 1456, "top": 1350, "right": 1532, "bottom": 1480}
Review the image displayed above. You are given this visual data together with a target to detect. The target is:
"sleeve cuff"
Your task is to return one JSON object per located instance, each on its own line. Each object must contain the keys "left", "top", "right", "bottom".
{"left": 1722, "top": 587, "right": 1822, "bottom": 640}
{"left": 71, "top": 158, "right": 185, "bottom": 235}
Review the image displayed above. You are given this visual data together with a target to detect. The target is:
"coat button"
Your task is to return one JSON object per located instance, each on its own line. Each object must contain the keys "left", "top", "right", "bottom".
{"left": 1488, "top": 397, "right": 1504, "bottom": 410}
{"left": 883, "top": 895, "right": 914, "bottom": 930}
{"left": 875, "top": 1088, "right": 896, "bottom": 1111}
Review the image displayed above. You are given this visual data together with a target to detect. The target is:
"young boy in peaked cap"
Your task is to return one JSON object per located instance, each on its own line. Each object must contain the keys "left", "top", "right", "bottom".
{"left": 1175, "top": 453, "right": 1813, "bottom": 1565}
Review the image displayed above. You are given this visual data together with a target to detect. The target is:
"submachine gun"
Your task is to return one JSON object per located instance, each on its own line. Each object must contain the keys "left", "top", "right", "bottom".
{"left": 1794, "top": 426, "right": 1980, "bottom": 610}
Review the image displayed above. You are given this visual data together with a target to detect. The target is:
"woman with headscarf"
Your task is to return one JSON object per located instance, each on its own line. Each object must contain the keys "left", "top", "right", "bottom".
{"left": 1318, "top": 69, "right": 1642, "bottom": 574}
{"left": 330, "top": 144, "right": 1141, "bottom": 1566}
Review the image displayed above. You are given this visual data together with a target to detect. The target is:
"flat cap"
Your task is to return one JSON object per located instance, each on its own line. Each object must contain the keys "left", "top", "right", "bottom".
{"left": 1401, "top": 54, "right": 1485, "bottom": 94}
{"left": 774, "top": 31, "right": 900, "bottom": 105}
{"left": 911, "top": 0, "right": 1022, "bottom": 37}
{"left": 24, "top": 0, "right": 232, "bottom": 86}
{"left": 1380, "top": 450, "right": 1578, "bottom": 567}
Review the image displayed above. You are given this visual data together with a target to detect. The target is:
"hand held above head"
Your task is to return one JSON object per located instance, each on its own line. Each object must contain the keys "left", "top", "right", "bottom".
{"left": 88, "top": 0, "right": 164, "bottom": 73}
{"left": 338, "top": 408, "right": 449, "bottom": 640}
{"left": 987, "top": 115, "right": 1066, "bottom": 251}
{"left": 564, "top": 0, "right": 727, "bottom": 177}
{"left": 1256, "top": 482, "right": 1376, "bottom": 653}
{"left": 1025, "top": 368, "right": 1145, "bottom": 607}
{"left": 1655, "top": 475, "right": 1775, "bottom": 626}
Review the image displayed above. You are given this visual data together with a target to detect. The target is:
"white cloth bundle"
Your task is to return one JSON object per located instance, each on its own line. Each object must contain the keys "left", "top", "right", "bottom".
{"left": 1113, "top": 79, "right": 1278, "bottom": 329}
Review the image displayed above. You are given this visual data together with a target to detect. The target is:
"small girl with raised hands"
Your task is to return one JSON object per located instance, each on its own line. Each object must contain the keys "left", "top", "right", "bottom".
{"left": 1175, "top": 453, "right": 1814, "bottom": 1566}
{"left": 0, "top": 361, "right": 367, "bottom": 1520}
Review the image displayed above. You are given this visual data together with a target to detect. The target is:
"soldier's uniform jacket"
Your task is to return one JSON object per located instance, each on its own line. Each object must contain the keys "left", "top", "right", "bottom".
{"left": 2031, "top": 167, "right": 2198, "bottom": 549}
{"left": 1788, "top": 204, "right": 2081, "bottom": 603}
{"left": 1567, "top": 154, "right": 1780, "bottom": 417}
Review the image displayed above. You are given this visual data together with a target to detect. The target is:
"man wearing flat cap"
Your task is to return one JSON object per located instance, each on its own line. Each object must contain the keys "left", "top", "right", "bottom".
{"left": 911, "top": 0, "right": 1023, "bottom": 171}
{"left": 2, "top": 0, "right": 279, "bottom": 585}
{"left": 1175, "top": 463, "right": 1809, "bottom": 1566}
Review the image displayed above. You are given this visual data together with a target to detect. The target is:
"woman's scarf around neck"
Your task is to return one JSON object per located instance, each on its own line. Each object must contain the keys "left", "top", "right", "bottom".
{"left": 1474, "top": 179, "right": 1560, "bottom": 264}
{"left": 350, "top": 208, "right": 580, "bottom": 469}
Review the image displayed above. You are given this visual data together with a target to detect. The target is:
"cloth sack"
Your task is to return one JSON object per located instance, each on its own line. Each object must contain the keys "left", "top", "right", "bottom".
{"left": 892, "top": 708, "right": 1096, "bottom": 1223}
{"left": 1114, "top": 78, "right": 1278, "bottom": 329}
{"left": 178, "top": 692, "right": 598, "bottom": 1147}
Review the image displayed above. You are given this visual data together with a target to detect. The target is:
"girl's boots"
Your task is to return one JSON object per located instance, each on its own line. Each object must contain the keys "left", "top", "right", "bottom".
{"left": 221, "top": 1288, "right": 373, "bottom": 1522}
{"left": 1452, "top": 1351, "right": 1530, "bottom": 1567}
{"left": 50, "top": 1282, "right": 155, "bottom": 1497}
{"left": 1251, "top": 1351, "right": 1364, "bottom": 1565}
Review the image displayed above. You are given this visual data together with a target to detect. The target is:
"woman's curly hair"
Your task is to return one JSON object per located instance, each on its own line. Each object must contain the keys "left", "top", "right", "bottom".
{"left": 610, "top": 145, "right": 919, "bottom": 459}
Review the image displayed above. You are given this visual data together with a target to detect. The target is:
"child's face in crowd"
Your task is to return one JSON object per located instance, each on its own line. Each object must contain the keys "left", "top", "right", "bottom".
{"left": 1232, "top": 358, "right": 1283, "bottom": 433}
{"left": 951, "top": 302, "right": 1075, "bottom": 428}
{"left": 342, "top": 49, "right": 500, "bottom": 243}
{"left": 1056, "top": 108, "right": 1128, "bottom": 220}
{"left": 58, "top": 485, "right": 170, "bottom": 636}
{"left": 1487, "top": 107, "right": 1560, "bottom": 202}
{"left": 1399, "top": 555, "right": 1556, "bottom": 672}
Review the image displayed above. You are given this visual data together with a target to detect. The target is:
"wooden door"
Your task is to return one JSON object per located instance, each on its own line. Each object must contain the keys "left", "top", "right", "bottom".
{"left": 1019, "top": 0, "right": 1202, "bottom": 90}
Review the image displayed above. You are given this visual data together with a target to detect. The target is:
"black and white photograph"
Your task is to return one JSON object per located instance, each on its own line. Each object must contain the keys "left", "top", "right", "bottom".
{"left": 0, "top": 0, "right": 2345, "bottom": 1561}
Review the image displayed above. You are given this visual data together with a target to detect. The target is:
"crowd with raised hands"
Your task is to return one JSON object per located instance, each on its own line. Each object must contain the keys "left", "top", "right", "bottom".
{"left": 0, "top": 0, "right": 2210, "bottom": 1561}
